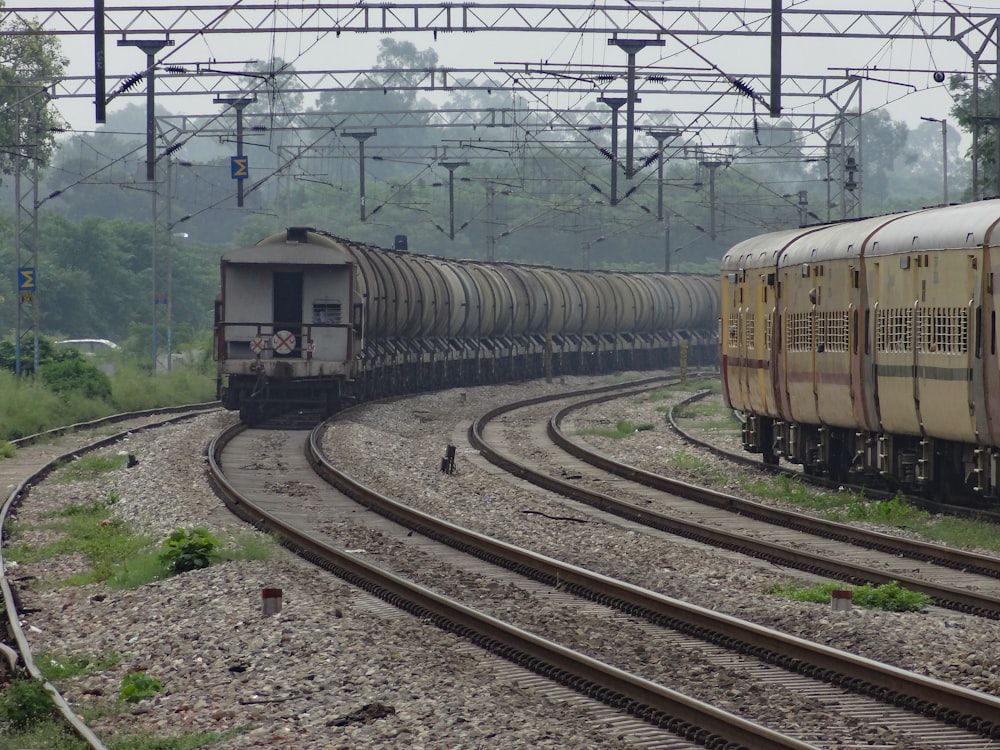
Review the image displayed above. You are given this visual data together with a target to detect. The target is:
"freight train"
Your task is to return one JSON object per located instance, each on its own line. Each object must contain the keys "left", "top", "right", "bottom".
{"left": 215, "top": 227, "right": 721, "bottom": 423}
{"left": 721, "top": 199, "right": 1000, "bottom": 504}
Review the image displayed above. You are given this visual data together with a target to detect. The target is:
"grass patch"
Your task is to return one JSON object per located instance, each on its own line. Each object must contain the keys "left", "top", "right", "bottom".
{"left": 918, "top": 515, "right": 1000, "bottom": 553}
{"left": 665, "top": 449, "right": 729, "bottom": 484}
{"left": 766, "top": 579, "right": 932, "bottom": 612}
{"left": 736, "top": 474, "right": 1000, "bottom": 553}
{"left": 35, "top": 651, "right": 121, "bottom": 681}
{"left": 219, "top": 532, "right": 276, "bottom": 562}
{"left": 578, "top": 419, "right": 655, "bottom": 439}
{"left": 635, "top": 388, "right": 672, "bottom": 404}
{"left": 668, "top": 449, "right": 711, "bottom": 474}
{"left": 739, "top": 473, "right": 854, "bottom": 512}
{"left": 672, "top": 401, "right": 740, "bottom": 426}
{"left": 0, "top": 361, "right": 214, "bottom": 443}
{"left": 109, "top": 362, "right": 215, "bottom": 413}
{"left": 4, "top": 494, "right": 156, "bottom": 585}
{"left": 0, "top": 439, "right": 15, "bottom": 458}
{"left": 1, "top": 722, "right": 248, "bottom": 750}
{"left": 0, "top": 722, "right": 91, "bottom": 749}
{"left": 5, "top": 494, "right": 275, "bottom": 590}
{"left": 838, "top": 492, "right": 922, "bottom": 525}
{"left": 105, "top": 727, "right": 251, "bottom": 750}
{"left": 822, "top": 493, "right": 1000, "bottom": 553}
{"left": 52, "top": 454, "right": 129, "bottom": 483}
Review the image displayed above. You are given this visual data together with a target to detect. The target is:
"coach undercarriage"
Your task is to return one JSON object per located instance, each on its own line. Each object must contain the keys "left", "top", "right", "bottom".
{"left": 742, "top": 414, "right": 1000, "bottom": 504}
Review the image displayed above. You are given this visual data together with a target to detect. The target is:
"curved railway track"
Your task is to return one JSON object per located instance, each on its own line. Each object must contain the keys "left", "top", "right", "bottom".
{"left": 6, "top": 383, "right": 1000, "bottom": 748}
{"left": 463, "top": 383, "right": 1000, "bottom": 738}
{"left": 472, "top": 385, "right": 1000, "bottom": 619}
{"left": 0, "top": 403, "right": 219, "bottom": 750}
{"left": 206, "top": 378, "right": 1000, "bottom": 748}
{"left": 211, "top": 416, "right": 814, "bottom": 750}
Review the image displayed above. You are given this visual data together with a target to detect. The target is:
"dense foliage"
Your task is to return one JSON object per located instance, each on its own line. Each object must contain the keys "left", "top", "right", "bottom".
{"left": 0, "top": 11, "right": 67, "bottom": 176}
{"left": 0, "top": 679, "right": 57, "bottom": 732}
{"left": 39, "top": 354, "right": 112, "bottom": 401}
{"left": 0, "top": 339, "right": 216, "bottom": 441}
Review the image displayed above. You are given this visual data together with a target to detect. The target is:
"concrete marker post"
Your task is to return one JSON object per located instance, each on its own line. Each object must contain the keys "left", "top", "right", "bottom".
{"left": 831, "top": 589, "right": 853, "bottom": 611}
{"left": 262, "top": 587, "right": 282, "bottom": 615}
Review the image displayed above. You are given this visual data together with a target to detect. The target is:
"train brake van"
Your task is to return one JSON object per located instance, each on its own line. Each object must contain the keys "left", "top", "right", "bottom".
{"left": 216, "top": 231, "right": 359, "bottom": 420}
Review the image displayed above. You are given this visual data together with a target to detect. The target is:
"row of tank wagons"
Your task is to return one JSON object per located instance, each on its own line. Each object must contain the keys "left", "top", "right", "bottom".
{"left": 719, "top": 199, "right": 1000, "bottom": 498}
{"left": 308, "top": 231, "right": 721, "bottom": 339}
{"left": 216, "top": 228, "right": 722, "bottom": 421}
{"left": 217, "top": 228, "right": 721, "bottom": 377}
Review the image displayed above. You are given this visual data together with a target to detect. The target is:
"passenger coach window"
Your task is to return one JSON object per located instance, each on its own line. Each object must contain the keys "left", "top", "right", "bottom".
{"left": 727, "top": 312, "right": 740, "bottom": 348}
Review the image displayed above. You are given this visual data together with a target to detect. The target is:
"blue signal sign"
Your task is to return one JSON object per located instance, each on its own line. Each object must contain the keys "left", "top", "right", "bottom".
{"left": 18, "top": 267, "right": 35, "bottom": 291}
{"left": 231, "top": 156, "right": 248, "bottom": 179}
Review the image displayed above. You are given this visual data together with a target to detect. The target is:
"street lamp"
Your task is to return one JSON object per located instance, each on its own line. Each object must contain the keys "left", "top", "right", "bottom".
{"left": 921, "top": 116, "right": 948, "bottom": 204}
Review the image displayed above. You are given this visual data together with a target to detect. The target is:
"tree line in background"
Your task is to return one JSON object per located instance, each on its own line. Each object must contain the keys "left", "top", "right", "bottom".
{"left": 0, "top": 33, "right": 991, "bottom": 347}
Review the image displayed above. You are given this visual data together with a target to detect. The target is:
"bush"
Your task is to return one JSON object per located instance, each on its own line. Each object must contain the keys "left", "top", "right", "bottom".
{"left": 0, "top": 678, "right": 57, "bottom": 732}
{"left": 0, "top": 337, "right": 59, "bottom": 376}
{"left": 851, "top": 580, "right": 932, "bottom": 612}
{"left": 159, "top": 527, "right": 219, "bottom": 574}
{"left": 39, "top": 354, "right": 112, "bottom": 401}
{"left": 766, "top": 579, "right": 931, "bottom": 612}
{"left": 118, "top": 672, "right": 163, "bottom": 703}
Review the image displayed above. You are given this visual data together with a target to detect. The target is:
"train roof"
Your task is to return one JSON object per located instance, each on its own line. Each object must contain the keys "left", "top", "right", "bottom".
{"left": 723, "top": 199, "right": 1000, "bottom": 271}
{"left": 222, "top": 241, "right": 352, "bottom": 266}
{"left": 721, "top": 226, "right": 821, "bottom": 272}
{"left": 859, "top": 200, "right": 1000, "bottom": 256}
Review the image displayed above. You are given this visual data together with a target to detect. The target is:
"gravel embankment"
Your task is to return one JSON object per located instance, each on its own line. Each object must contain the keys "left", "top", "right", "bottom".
{"left": 5, "top": 374, "right": 999, "bottom": 749}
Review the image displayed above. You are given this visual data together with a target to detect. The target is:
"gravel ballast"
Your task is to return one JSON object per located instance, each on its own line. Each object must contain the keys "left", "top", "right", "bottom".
{"left": 5, "top": 374, "right": 999, "bottom": 748}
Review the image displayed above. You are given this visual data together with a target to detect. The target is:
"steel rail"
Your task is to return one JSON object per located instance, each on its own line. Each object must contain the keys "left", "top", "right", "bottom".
{"left": 300, "top": 384, "right": 1000, "bottom": 737}
{"left": 0, "top": 404, "right": 220, "bottom": 750}
{"left": 206, "top": 417, "right": 820, "bottom": 750}
{"left": 470, "top": 396, "right": 1000, "bottom": 619}
{"left": 556, "top": 390, "right": 1000, "bottom": 578}
{"left": 467, "top": 386, "right": 1000, "bottom": 620}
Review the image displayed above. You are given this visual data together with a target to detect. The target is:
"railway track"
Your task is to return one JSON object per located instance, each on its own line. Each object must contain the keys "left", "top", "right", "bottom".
{"left": 0, "top": 403, "right": 219, "bottom": 750}
{"left": 473, "top": 384, "right": 1000, "bottom": 618}
{"left": 211, "top": 415, "right": 814, "bottom": 749}
{"left": 207, "top": 378, "right": 999, "bottom": 748}
{"left": 6, "top": 380, "right": 1000, "bottom": 747}
{"left": 462, "top": 383, "right": 1000, "bottom": 739}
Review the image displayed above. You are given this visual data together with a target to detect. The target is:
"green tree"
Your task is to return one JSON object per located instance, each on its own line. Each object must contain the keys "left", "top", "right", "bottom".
{"left": 856, "top": 110, "right": 910, "bottom": 213}
{"left": 0, "top": 10, "right": 67, "bottom": 179}
{"left": 949, "top": 72, "right": 1000, "bottom": 199}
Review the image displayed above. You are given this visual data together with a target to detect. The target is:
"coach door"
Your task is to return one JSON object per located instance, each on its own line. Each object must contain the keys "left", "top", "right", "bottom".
{"left": 273, "top": 271, "right": 303, "bottom": 358}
